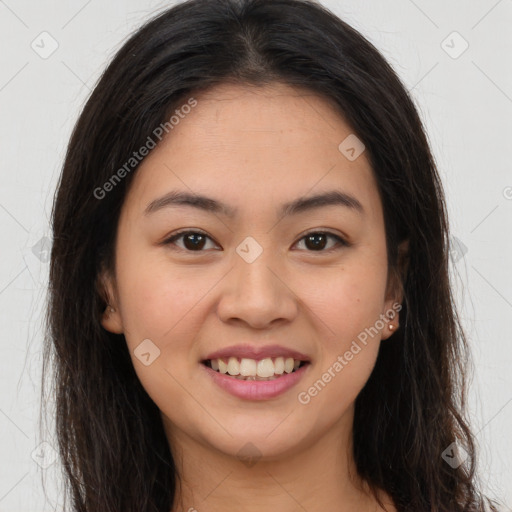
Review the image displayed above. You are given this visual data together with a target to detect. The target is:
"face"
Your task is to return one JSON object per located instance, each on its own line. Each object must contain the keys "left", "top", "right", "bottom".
{"left": 101, "top": 82, "right": 403, "bottom": 461}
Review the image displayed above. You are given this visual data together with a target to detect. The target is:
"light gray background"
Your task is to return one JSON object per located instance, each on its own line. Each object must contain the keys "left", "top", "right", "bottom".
{"left": 0, "top": 0, "right": 511, "bottom": 510}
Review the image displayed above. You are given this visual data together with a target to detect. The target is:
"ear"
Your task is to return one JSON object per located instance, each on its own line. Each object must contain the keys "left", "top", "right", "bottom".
{"left": 381, "top": 239, "right": 409, "bottom": 340}
{"left": 96, "top": 267, "right": 124, "bottom": 334}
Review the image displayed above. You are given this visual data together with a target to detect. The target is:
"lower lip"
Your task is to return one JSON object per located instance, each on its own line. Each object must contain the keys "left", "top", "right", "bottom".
{"left": 201, "top": 363, "right": 310, "bottom": 400}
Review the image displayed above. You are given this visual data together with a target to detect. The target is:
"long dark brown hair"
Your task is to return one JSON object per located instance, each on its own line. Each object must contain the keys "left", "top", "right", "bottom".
{"left": 43, "top": 0, "right": 498, "bottom": 510}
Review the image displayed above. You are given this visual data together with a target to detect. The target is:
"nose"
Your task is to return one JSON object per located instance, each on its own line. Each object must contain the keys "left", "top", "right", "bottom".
{"left": 216, "top": 247, "right": 299, "bottom": 329}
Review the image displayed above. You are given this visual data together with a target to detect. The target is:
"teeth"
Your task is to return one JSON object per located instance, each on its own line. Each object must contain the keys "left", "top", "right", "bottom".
{"left": 218, "top": 359, "right": 228, "bottom": 374}
{"left": 227, "top": 356, "right": 240, "bottom": 376}
{"left": 208, "top": 356, "right": 304, "bottom": 378}
{"left": 274, "top": 357, "right": 284, "bottom": 374}
{"left": 232, "top": 374, "right": 279, "bottom": 381}
{"left": 257, "top": 358, "right": 275, "bottom": 378}
{"left": 240, "top": 358, "right": 257, "bottom": 376}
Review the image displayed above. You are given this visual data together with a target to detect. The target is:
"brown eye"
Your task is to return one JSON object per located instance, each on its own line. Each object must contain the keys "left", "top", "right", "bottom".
{"left": 163, "top": 230, "right": 347, "bottom": 253}
{"left": 181, "top": 232, "right": 207, "bottom": 250}
{"left": 304, "top": 233, "right": 328, "bottom": 250}
{"left": 164, "top": 230, "right": 218, "bottom": 251}
{"left": 295, "top": 232, "right": 347, "bottom": 252}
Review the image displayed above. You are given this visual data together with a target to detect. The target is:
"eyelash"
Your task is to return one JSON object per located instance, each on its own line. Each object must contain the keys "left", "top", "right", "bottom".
{"left": 162, "top": 229, "right": 349, "bottom": 254}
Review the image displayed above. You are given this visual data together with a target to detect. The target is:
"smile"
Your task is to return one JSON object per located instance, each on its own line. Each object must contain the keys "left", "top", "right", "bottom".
{"left": 201, "top": 358, "right": 311, "bottom": 400}
{"left": 203, "top": 356, "right": 309, "bottom": 381}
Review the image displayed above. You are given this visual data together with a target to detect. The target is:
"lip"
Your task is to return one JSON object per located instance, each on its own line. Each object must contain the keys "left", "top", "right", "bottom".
{"left": 200, "top": 362, "right": 310, "bottom": 400}
{"left": 203, "top": 344, "right": 311, "bottom": 362}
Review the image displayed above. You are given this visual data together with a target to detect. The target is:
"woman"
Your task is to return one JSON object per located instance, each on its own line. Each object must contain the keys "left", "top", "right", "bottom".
{"left": 43, "top": 0, "right": 501, "bottom": 510}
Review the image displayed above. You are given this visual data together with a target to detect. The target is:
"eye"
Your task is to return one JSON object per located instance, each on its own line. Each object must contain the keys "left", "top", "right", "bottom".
{"left": 293, "top": 231, "right": 348, "bottom": 252}
{"left": 163, "top": 229, "right": 219, "bottom": 251}
{"left": 162, "top": 229, "right": 348, "bottom": 253}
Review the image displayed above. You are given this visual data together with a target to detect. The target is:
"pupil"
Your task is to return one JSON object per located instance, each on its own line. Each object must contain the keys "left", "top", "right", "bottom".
{"left": 306, "top": 233, "right": 326, "bottom": 250}
{"left": 185, "top": 233, "right": 205, "bottom": 250}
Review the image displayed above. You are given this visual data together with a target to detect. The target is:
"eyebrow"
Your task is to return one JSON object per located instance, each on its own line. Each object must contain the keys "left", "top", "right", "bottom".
{"left": 144, "top": 189, "right": 364, "bottom": 218}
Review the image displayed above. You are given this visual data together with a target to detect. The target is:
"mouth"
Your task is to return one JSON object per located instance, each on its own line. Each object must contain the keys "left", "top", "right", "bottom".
{"left": 201, "top": 357, "right": 310, "bottom": 381}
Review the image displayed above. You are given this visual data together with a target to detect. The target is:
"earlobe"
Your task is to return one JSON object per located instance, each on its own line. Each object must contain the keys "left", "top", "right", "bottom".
{"left": 381, "top": 313, "right": 399, "bottom": 341}
{"left": 100, "top": 303, "right": 124, "bottom": 334}
{"left": 97, "top": 268, "right": 124, "bottom": 334}
{"left": 382, "top": 239, "right": 409, "bottom": 340}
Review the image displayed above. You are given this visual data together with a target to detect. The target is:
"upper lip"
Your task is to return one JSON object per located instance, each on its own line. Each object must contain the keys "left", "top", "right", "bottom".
{"left": 203, "top": 344, "right": 311, "bottom": 362}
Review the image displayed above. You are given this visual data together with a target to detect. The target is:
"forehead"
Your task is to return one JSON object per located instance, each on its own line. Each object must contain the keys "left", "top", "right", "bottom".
{"left": 179, "top": 82, "right": 354, "bottom": 152}
{"left": 123, "top": 82, "right": 381, "bottom": 222}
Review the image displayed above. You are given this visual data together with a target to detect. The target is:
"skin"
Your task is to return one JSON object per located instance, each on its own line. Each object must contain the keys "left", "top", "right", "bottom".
{"left": 101, "top": 82, "right": 405, "bottom": 512}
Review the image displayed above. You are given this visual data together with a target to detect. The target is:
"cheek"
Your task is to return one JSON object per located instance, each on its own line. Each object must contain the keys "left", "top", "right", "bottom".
{"left": 115, "top": 247, "right": 211, "bottom": 347}
{"left": 113, "top": 258, "right": 210, "bottom": 420}
{"left": 302, "top": 256, "right": 388, "bottom": 343}
{"left": 295, "top": 256, "right": 387, "bottom": 409}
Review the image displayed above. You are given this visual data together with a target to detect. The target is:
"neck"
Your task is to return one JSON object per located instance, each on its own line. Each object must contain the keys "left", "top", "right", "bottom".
{"left": 164, "top": 409, "right": 392, "bottom": 512}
